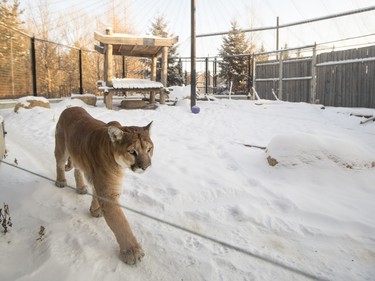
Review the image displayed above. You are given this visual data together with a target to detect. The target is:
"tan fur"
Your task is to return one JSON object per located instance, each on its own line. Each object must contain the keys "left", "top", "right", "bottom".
{"left": 54, "top": 106, "right": 153, "bottom": 265}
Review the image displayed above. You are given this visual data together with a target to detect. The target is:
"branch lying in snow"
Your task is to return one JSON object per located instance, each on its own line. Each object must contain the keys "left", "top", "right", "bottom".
{"left": 237, "top": 142, "right": 267, "bottom": 150}
{"left": 360, "top": 116, "right": 375, "bottom": 125}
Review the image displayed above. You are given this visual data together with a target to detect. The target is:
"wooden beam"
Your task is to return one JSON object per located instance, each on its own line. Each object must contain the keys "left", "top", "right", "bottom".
{"left": 94, "top": 44, "right": 105, "bottom": 54}
{"left": 94, "top": 31, "right": 178, "bottom": 47}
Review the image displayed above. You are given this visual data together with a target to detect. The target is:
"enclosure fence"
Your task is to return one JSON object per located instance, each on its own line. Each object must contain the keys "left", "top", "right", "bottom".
{"left": 1, "top": 24, "right": 374, "bottom": 108}
{"left": 0, "top": 24, "right": 107, "bottom": 99}
{"left": 253, "top": 44, "right": 375, "bottom": 108}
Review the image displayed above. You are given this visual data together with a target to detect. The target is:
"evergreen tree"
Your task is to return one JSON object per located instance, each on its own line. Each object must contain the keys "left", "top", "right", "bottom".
{"left": 218, "top": 20, "right": 250, "bottom": 93}
{"left": 149, "top": 16, "right": 183, "bottom": 86}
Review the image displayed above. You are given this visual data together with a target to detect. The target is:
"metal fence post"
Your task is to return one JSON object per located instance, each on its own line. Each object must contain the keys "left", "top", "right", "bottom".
{"left": 79, "top": 48, "right": 83, "bottom": 95}
{"left": 190, "top": 0, "right": 196, "bottom": 108}
{"left": 31, "top": 36, "right": 37, "bottom": 96}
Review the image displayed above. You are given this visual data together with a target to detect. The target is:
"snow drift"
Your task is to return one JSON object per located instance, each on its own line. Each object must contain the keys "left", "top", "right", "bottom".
{"left": 0, "top": 95, "right": 374, "bottom": 281}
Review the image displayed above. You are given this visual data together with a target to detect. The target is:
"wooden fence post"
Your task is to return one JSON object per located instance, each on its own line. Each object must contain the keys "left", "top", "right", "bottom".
{"left": 278, "top": 51, "right": 283, "bottom": 100}
{"left": 205, "top": 57, "right": 208, "bottom": 94}
{"left": 310, "top": 44, "right": 317, "bottom": 103}
{"left": 247, "top": 55, "right": 251, "bottom": 96}
{"left": 213, "top": 57, "right": 217, "bottom": 94}
{"left": 252, "top": 54, "right": 256, "bottom": 99}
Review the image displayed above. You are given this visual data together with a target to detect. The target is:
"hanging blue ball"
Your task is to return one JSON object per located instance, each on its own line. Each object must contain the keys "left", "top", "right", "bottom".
{"left": 191, "top": 105, "right": 200, "bottom": 114}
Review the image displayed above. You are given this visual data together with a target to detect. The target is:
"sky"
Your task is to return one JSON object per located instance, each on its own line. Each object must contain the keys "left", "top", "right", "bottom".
{"left": 20, "top": 0, "right": 375, "bottom": 59}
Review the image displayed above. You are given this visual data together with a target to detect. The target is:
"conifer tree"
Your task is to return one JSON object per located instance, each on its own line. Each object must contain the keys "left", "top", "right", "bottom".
{"left": 218, "top": 20, "right": 250, "bottom": 93}
{"left": 149, "top": 16, "right": 183, "bottom": 86}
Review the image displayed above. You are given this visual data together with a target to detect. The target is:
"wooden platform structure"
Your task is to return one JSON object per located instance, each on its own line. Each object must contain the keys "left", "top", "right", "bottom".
{"left": 94, "top": 28, "right": 178, "bottom": 109}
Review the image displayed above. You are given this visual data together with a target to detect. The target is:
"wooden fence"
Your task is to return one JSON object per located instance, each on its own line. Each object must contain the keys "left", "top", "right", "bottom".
{"left": 253, "top": 45, "right": 375, "bottom": 108}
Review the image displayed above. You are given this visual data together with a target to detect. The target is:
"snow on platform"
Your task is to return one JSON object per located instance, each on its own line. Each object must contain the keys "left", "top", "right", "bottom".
{"left": 112, "top": 78, "right": 164, "bottom": 89}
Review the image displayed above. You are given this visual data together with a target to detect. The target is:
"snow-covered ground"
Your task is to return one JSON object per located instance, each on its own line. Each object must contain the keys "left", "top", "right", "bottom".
{"left": 0, "top": 89, "right": 374, "bottom": 281}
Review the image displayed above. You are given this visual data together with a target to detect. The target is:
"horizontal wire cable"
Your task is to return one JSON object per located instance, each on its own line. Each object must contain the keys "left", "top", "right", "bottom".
{"left": 0, "top": 159, "right": 327, "bottom": 281}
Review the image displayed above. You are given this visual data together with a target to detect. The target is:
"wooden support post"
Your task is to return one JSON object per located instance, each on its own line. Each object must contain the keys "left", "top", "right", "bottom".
{"left": 104, "top": 28, "right": 113, "bottom": 109}
{"left": 160, "top": 89, "right": 166, "bottom": 104}
{"left": 160, "top": 47, "right": 168, "bottom": 105}
{"left": 122, "top": 56, "right": 126, "bottom": 78}
{"left": 150, "top": 56, "right": 157, "bottom": 103}
{"left": 161, "top": 46, "right": 168, "bottom": 87}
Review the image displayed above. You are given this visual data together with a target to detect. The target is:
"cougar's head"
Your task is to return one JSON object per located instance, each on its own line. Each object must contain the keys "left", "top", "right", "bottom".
{"left": 108, "top": 122, "right": 154, "bottom": 173}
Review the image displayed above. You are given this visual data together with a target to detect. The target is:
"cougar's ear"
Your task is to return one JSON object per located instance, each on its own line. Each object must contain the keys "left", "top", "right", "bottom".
{"left": 144, "top": 121, "right": 153, "bottom": 133}
{"left": 108, "top": 126, "right": 124, "bottom": 143}
{"left": 107, "top": 120, "right": 122, "bottom": 128}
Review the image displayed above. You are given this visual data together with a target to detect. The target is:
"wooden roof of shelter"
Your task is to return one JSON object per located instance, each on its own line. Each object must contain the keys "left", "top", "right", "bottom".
{"left": 94, "top": 31, "right": 178, "bottom": 58}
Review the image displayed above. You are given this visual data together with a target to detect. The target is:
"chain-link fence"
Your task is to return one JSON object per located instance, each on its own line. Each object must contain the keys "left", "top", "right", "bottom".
{"left": 0, "top": 25, "right": 105, "bottom": 99}
{"left": 0, "top": 27, "right": 33, "bottom": 99}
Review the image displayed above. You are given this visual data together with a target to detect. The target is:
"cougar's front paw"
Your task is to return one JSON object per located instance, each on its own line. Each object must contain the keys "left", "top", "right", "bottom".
{"left": 55, "top": 179, "right": 66, "bottom": 188}
{"left": 89, "top": 205, "right": 103, "bottom": 218}
{"left": 120, "top": 246, "right": 145, "bottom": 265}
{"left": 76, "top": 185, "right": 88, "bottom": 194}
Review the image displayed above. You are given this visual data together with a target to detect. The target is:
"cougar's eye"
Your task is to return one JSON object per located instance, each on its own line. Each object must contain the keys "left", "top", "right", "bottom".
{"left": 147, "top": 147, "right": 153, "bottom": 153}
{"left": 128, "top": 148, "right": 138, "bottom": 156}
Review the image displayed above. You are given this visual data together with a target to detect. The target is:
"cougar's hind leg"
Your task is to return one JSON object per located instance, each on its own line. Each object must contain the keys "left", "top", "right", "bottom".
{"left": 54, "top": 129, "right": 68, "bottom": 188}
{"left": 74, "top": 168, "right": 88, "bottom": 194}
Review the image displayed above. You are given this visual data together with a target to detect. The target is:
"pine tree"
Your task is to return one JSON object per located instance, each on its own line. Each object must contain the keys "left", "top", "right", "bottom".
{"left": 218, "top": 20, "right": 251, "bottom": 93}
{"left": 149, "top": 16, "right": 183, "bottom": 86}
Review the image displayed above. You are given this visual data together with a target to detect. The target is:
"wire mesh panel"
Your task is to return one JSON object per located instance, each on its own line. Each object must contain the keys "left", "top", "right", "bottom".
{"left": 34, "top": 39, "right": 80, "bottom": 98}
{"left": 0, "top": 28, "right": 32, "bottom": 99}
{"left": 82, "top": 50, "right": 103, "bottom": 95}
